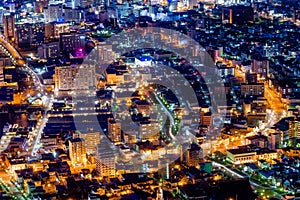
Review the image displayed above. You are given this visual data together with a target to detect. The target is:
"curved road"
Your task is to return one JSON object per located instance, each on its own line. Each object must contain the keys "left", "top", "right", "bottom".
{"left": 0, "top": 35, "right": 25, "bottom": 66}
{"left": 0, "top": 34, "right": 42, "bottom": 87}
{"left": 0, "top": 34, "right": 51, "bottom": 159}
{"left": 154, "top": 92, "right": 176, "bottom": 140}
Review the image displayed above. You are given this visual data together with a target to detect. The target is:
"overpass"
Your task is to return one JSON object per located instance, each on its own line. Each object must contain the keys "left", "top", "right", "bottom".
{"left": 0, "top": 34, "right": 25, "bottom": 66}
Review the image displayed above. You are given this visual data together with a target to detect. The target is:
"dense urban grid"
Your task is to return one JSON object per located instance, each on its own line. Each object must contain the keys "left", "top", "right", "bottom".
{"left": 0, "top": 0, "right": 299, "bottom": 199}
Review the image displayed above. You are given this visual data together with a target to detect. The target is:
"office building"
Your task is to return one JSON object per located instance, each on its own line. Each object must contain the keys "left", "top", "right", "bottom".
{"left": 293, "top": 9, "right": 300, "bottom": 23}
{"left": 64, "top": 8, "right": 83, "bottom": 22}
{"left": 15, "top": 23, "right": 45, "bottom": 48}
{"left": 15, "top": 23, "right": 30, "bottom": 48}
{"left": 97, "top": 43, "right": 115, "bottom": 66}
{"left": 226, "top": 148, "right": 256, "bottom": 165}
{"left": 37, "top": 42, "right": 60, "bottom": 59}
{"left": 0, "top": 85, "right": 14, "bottom": 103}
{"left": 95, "top": 0, "right": 111, "bottom": 9}
{"left": 123, "top": 132, "right": 137, "bottom": 144}
{"left": 216, "top": 63, "right": 235, "bottom": 77}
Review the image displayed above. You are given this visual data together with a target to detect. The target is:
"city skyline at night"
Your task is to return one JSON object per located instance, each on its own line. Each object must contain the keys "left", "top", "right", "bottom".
{"left": 0, "top": 0, "right": 299, "bottom": 199}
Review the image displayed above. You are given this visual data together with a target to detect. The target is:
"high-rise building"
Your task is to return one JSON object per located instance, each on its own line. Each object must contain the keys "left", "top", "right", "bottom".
{"left": 44, "top": 4, "right": 64, "bottom": 23}
{"left": 96, "top": 138, "right": 117, "bottom": 177}
{"left": 15, "top": 23, "right": 45, "bottom": 48}
{"left": 3, "top": 13, "right": 15, "bottom": 41}
{"left": 268, "top": 130, "right": 283, "bottom": 150}
{"left": 80, "top": 132, "right": 101, "bottom": 155}
{"left": 69, "top": 137, "right": 87, "bottom": 166}
{"left": 108, "top": 118, "right": 121, "bottom": 143}
{"left": 15, "top": 23, "right": 30, "bottom": 48}
{"left": 30, "top": 23, "right": 46, "bottom": 47}
{"left": 44, "top": 4, "right": 83, "bottom": 23}
{"left": 216, "top": 0, "right": 243, "bottom": 5}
